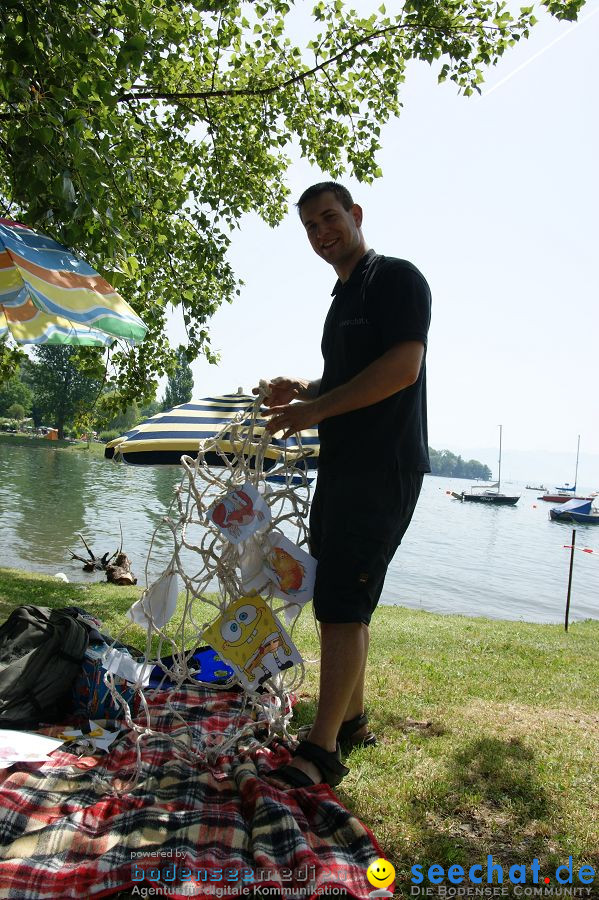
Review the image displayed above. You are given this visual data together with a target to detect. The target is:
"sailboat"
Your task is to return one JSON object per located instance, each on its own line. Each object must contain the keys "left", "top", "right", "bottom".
{"left": 538, "top": 435, "right": 593, "bottom": 503}
{"left": 458, "top": 425, "right": 520, "bottom": 505}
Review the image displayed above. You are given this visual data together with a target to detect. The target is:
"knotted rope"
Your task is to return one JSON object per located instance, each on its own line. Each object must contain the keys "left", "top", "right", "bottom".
{"left": 103, "top": 390, "right": 314, "bottom": 792}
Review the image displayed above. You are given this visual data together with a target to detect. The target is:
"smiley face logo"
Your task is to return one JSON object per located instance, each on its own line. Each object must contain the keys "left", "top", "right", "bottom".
{"left": 367, "top": 858, "right": 396, "bottom": 890}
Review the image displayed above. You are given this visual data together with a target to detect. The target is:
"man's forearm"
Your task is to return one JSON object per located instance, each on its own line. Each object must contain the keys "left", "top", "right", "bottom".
{"left": 314, "top": 342, "right": 423, "bottom": 421}
{"left": 263, "top": 344, "right": 423, "bottom": 437}
{"left": 299, "top": 378, "right": 321, "bottom": 400}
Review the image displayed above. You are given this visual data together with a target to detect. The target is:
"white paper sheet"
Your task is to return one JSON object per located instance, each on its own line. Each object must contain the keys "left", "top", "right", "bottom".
{"left": 238, "top": 538, "right": 270, "bottom": 593}
{"left": 55, "top": 720, "right": 121, "bottom": 753}
{"left": 0, "top": 730, "right": 64, "bottom": 768}
{"left": 127, "top": 569, "right": 179, "bottom": 629}
{"left": 103, "top": 648, "right": 151, "bottom": 686}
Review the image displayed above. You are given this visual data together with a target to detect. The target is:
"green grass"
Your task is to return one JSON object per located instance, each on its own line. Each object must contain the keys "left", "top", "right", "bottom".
{"left": 1, "top": 567, "right": 597, "bottom": 897}
{"left": 0, "top": 431, "right": 106, "bottom": 456}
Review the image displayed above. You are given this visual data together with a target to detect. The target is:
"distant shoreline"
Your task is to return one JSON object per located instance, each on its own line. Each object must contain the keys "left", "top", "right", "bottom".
{"left": 0, "top": 431, "right": 105, "bottom": 456}
{"left": 0, "top": 432, "right": 493, "bottom": 476}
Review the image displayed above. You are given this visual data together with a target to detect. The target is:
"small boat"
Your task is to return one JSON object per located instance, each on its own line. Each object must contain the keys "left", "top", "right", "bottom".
{"left": 462, "top": 488, "right": 520, "bottom": 506}
{"left": 549, "top": 498, "right": 596, "bottom": 522}
{"left": 538, "top": 435, "right": 592, "bottom": 502}
{"left": 538, "top": 492, "right": 593, "bottom": 503}
{"left": 570, "top": 510, "right": 599, "bottom": 525}
{"left": 455, "top": 426, "right": 520, "bottom": 506}
{"left": 526, "top": 484, "right": 547, "bottom": 491}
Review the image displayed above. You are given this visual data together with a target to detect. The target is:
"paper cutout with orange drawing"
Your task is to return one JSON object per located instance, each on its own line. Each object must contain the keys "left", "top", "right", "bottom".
{"left": 203, "top": 596, "right": 302, "bottom": 691}
{"left": 207, "top": 481, "right": 271, "bottom": 545}
{"left": 264, "top": 533, "right": 316, "bottom": 604}
{"left": 239, "top": 532, "right": 316, "bottom": 611}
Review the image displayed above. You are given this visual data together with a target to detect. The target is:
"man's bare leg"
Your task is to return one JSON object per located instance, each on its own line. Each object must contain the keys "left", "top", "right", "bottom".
{"left": 281, "top": 621, "right": 368, "bottom": 783}
{"left": 313, "top": 624, "right": 370, "bottom": 724}
{"left": 343, "top": 625, "right": 370, "bottom": 738}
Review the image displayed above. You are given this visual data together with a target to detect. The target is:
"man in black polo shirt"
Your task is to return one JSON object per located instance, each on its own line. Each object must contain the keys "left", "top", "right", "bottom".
{"left": 261, "top": 181, "right": 431, "bottom": 789}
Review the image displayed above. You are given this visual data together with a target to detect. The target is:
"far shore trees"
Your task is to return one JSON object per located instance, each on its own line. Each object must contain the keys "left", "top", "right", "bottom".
{"left": 162, "top": 348, "right": 194, "bottom": 410}
{"left": 0, "top": 373, "right": 33, "bottom": 419}
{"left": 26, "top": 347, "right": 104, "bottom": 439}
{"left": 428, "top": 447, "right": 492, "bottom": 480}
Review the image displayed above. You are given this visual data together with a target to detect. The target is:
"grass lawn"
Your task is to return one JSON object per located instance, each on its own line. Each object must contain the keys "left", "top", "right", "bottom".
{"left": 0, "top": 431, "right": 106, "bottom": 456}
{"left": 0, "top": 566, "right": 597, "bottom": 897}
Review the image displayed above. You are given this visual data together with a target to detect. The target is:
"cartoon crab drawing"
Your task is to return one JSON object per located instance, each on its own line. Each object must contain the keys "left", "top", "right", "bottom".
{"left": 211, "top": 489, "right": 264, "bottom": 539}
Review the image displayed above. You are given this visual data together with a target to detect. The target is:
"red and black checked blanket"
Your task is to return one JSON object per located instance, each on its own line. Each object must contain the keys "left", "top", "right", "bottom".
{"left": 0, "top": 686, "right": 382, "bottom": 900}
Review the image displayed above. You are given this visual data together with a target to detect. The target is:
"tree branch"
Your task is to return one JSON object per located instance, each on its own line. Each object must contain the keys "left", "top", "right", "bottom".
{"left": 0, "top": 18, "right": 526, "bottom": 120}
{"left": 116, "top": 20, "right": 509, "bottom": 105}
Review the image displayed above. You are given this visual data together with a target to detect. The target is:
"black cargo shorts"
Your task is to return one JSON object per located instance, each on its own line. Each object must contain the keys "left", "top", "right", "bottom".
{"left": 309, "top": 463, "right": 423, "bottom": 626}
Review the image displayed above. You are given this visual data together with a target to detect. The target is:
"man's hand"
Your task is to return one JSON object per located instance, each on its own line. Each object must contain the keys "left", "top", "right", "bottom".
{"left": 261, "top": 341, "right": 425, "bottom": 437}
{"left": 253, "top": 376, "right": 319, "bottom": 408}
{"left": 264, "top": 399, "right": 323, "bottom": 438}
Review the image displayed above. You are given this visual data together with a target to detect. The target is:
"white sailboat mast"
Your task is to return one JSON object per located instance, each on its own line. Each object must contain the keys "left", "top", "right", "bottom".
{"left": 498, "top": 424, "right": 503, "bottom": 494}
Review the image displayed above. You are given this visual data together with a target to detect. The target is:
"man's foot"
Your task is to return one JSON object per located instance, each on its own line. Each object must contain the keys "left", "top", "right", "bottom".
{"left": 268, "top": 740, "right": 350, "bottom": 789}
{"left": 338, "top": 712, "right": 376, "bottom": 750}
{"left": 296, "top": 712, "right": 377, "bottom": 751}
{"left": 268, "top": 755, "right": 323, "bottom": 788}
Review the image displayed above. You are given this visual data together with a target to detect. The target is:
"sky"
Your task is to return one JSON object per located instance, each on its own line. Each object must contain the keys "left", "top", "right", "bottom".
{"left": 166, "top": 2, "right": 599, "bottom": 487}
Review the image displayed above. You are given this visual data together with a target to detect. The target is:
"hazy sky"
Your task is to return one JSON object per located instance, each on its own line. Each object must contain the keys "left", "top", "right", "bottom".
{"left": 167, "top": 3, "right": 599, "bottom": 485}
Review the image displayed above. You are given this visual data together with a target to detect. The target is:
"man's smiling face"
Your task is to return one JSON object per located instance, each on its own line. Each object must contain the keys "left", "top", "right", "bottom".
{"left": 299, "top": 191, "right": 365, "bottom": 277}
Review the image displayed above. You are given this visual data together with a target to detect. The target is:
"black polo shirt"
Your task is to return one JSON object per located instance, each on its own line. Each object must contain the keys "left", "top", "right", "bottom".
{"left": 317, "top": 249, "right": 431, "bottom": 472}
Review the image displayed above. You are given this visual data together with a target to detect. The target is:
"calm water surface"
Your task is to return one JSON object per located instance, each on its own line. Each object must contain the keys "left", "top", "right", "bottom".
{"left": 1, "top": 442, "right": 597, "bottom": 624}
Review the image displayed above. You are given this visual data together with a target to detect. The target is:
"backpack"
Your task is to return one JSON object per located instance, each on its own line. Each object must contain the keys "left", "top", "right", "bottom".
{"left": 0, "top": 606, "right": 89, "bottom": 729}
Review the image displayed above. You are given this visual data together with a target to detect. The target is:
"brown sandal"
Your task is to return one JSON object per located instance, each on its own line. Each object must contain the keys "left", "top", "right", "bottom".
{"left": 269, "top": 740, "right": 350, "bottom": 788}
{"left": 296, "top": 712, "right": 377, "bottom": 752}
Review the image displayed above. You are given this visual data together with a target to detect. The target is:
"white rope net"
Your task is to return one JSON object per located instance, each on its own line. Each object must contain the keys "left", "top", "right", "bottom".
{"left": 104, "top": 390, "right": 315, "bottom": 791}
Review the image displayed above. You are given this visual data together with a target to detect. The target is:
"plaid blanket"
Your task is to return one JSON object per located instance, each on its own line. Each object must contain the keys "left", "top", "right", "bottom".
{"left": 0, "top": 686, "right": 381, "bottom": 900}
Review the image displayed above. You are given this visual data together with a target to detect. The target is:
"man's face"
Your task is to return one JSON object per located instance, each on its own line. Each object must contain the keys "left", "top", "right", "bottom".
{"left": 299, "top": 192, "right": 363, "bottom": 268}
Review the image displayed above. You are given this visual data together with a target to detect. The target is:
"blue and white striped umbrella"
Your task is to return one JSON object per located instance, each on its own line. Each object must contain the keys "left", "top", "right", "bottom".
{"left": 104, "top": 392, "right": 319, "bottom": 470}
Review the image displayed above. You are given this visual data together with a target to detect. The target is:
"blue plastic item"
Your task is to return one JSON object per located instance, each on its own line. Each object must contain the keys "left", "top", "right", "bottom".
{"left": 148, "top": 646, "right": 234, "bottom": 689}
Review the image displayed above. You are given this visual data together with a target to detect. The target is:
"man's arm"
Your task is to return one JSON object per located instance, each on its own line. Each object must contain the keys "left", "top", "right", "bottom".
{"left": 264, "top": 341, "right": 424, "bottom": 438}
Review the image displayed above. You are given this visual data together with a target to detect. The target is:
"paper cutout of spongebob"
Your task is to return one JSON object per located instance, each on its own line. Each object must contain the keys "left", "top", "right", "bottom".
{"left": 203, "top": 596, "right": 301, "bottom": 691}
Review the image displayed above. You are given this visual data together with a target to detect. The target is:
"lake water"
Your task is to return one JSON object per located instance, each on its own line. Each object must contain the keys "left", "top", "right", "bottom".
{"left": 1, "top": 442, "right": 597, "bottom": 624}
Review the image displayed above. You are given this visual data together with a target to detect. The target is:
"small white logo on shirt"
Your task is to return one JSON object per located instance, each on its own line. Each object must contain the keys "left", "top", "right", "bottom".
{"left": 340, "top": 317, "right": 370, "bottom": 326}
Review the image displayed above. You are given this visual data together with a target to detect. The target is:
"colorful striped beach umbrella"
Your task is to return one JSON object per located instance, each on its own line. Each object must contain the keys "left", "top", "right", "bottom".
{"left": 104, "top": 392, "right": 319, "bottom": 470}
{"left": 0, "top": 219, "right": 147, "bottom": 346}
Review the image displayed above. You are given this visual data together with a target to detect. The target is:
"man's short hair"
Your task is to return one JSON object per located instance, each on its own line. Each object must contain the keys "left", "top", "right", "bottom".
{"left": 296, "top": 182, "right": 354, "bottom": 216}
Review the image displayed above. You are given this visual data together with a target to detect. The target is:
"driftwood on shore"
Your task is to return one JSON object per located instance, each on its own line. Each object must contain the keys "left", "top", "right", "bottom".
{"left": 67, "top": 532, "right": 137, "bottom": 585}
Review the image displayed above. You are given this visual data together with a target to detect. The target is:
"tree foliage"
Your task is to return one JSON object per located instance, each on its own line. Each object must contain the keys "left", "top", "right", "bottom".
{"left": 26, "top": 346, "right": 104, "bottom": 438}
{"left": 0, "top": 371, "right": 32, "bottom": 417}
{"left": 0, "top": 0, "right": 585, "bottom": 401}
{"left": 6, "top": 402, "right": 25, "bottom": 420}
{"left": 163, "top": 348, "right": 194, "bottom": 410}
{"left": 101, "top": 397, "right": 140, "bottom": 432}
